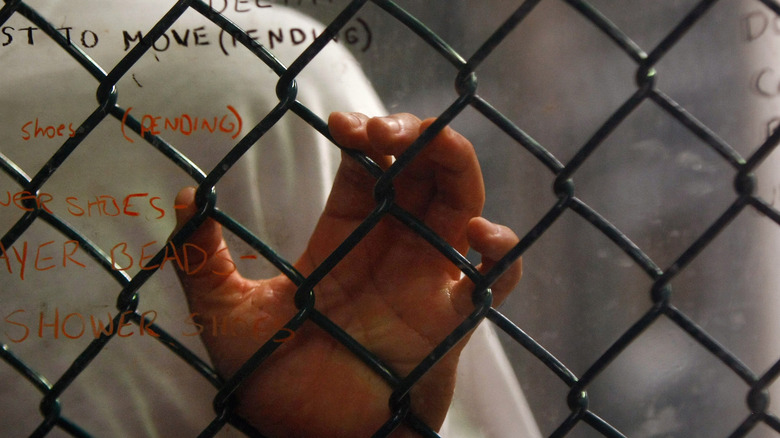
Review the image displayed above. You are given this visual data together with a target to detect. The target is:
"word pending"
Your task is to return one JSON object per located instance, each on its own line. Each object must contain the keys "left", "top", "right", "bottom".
{"left": 121, "top": 105, "right": 242, "bottom": 142}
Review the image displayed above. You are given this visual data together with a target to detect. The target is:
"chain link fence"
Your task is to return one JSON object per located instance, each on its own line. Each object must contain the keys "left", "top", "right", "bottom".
{"left": 1, "top": 0, "right": 780, "bottom": 436}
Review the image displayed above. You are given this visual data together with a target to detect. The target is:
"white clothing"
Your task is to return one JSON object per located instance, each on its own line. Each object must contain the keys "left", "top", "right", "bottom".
{"left": 0, "top": 1, "right": 539, "bottom": 436}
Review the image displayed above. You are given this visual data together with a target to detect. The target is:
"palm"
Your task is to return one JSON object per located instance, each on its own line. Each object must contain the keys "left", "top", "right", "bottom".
{"left": 174, "top": 113, "right": 521, "bottom": 437}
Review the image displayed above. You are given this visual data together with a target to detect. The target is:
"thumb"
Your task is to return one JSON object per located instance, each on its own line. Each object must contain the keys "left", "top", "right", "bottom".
{"left": 450, "top": 217, "right": 522, "bottom": 317}
{"left": 172, "top": 186, "right": 243, "bottom": 303}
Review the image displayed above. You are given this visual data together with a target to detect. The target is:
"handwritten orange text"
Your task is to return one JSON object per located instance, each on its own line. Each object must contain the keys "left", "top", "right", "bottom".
{"left": 64, "top": 193, "right": 167, "bottom": 218}
{"left": 184, "top": 312, "right": 296, "bottom": 344}
{"left": 0, "top": 240, "right": 237, "bottom": 280}
{"left": 3, "top": 308, "right": 158, "bottom": 343}
{"left": 121, "top": 105, "right": 242, "bottom": 142}
{"left": 2, "top": 308, "right": 297, "bottom": 344}
{"left": 0, "top": 191, "right": 54, "bottom": 213}
{"left": 20, "top": 118, "right": 77, "bottom": 140}
{"left": 109, "top": 240, "right": 236, "bottom": 275}
{"left": 1, "top": 191, "right": 171, "bottom": 219}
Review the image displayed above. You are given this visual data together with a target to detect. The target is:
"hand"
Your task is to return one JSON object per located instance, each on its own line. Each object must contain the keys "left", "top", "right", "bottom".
{"left": 173, "top": 112, "right": 522, "bottom": 437}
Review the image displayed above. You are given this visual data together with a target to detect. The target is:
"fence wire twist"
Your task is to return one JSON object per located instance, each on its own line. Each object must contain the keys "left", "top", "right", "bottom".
{"left": 1, "top": 0, "right": 780, "bottom": 436}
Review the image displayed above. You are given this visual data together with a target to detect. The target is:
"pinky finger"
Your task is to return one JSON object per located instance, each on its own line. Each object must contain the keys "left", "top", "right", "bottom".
{"left": 451, "top": 217, "right": 522, "bottom": 316}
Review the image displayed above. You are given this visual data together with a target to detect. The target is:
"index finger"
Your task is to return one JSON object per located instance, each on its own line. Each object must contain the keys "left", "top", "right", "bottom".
{"left": 372, "top": 117, "right": 485, "bottom": 249}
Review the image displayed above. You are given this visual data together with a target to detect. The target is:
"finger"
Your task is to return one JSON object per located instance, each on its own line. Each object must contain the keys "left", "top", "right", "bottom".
{"left": 328, "top": 112, "right": 371, "bottom": 152}
{"left": 365, "top": 113, "right": 424, "bottom": 154}
{"left": 324, "top": 112, "right": 385, "bottom": 220}
{"left": 328, "top": 111, "right": 395, "bottom": 168}
{"left": 172, "top": 186, "right": 244, "bottom": 302}
{"left": 383, "top": 118, "right": 484, "bottom": 250}
{"left": 325, "top": 112, "right": 425, "bottom": 221}
{"left": 419, "top": 119, "right": 485, "bottom": 219}
{"left": 450, "top": 217, "right": 522, "bottom": 316}
{"left": 468, "top": 217, "right": 523, "bottom": 305}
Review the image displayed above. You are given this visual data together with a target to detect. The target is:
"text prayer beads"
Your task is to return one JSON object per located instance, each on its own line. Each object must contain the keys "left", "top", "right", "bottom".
{"left": 0, "top": 239, "right": 266, "bottom": 280}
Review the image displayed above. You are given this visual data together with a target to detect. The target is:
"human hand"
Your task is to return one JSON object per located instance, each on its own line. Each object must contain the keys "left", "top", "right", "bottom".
{"left": 173, "top": 112, "right": 522, "bottom": 437}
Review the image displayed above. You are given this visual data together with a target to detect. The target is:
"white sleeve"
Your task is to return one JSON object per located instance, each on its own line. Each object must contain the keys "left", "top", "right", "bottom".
{"left": 441, "top": 322, "right": 542, "bottom": 438}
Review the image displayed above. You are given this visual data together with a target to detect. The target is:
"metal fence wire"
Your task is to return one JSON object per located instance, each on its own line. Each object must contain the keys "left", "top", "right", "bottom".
{"left": 1, "top": 0, "right": 780, "bottom": 436}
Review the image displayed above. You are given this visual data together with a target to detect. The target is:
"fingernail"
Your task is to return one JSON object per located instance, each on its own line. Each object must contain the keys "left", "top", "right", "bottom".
{"left": 379, "top": 116, "right": 400, "bottom": 133}
{"left": 347, "top": 112, "right": 363, "bottom": 128}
